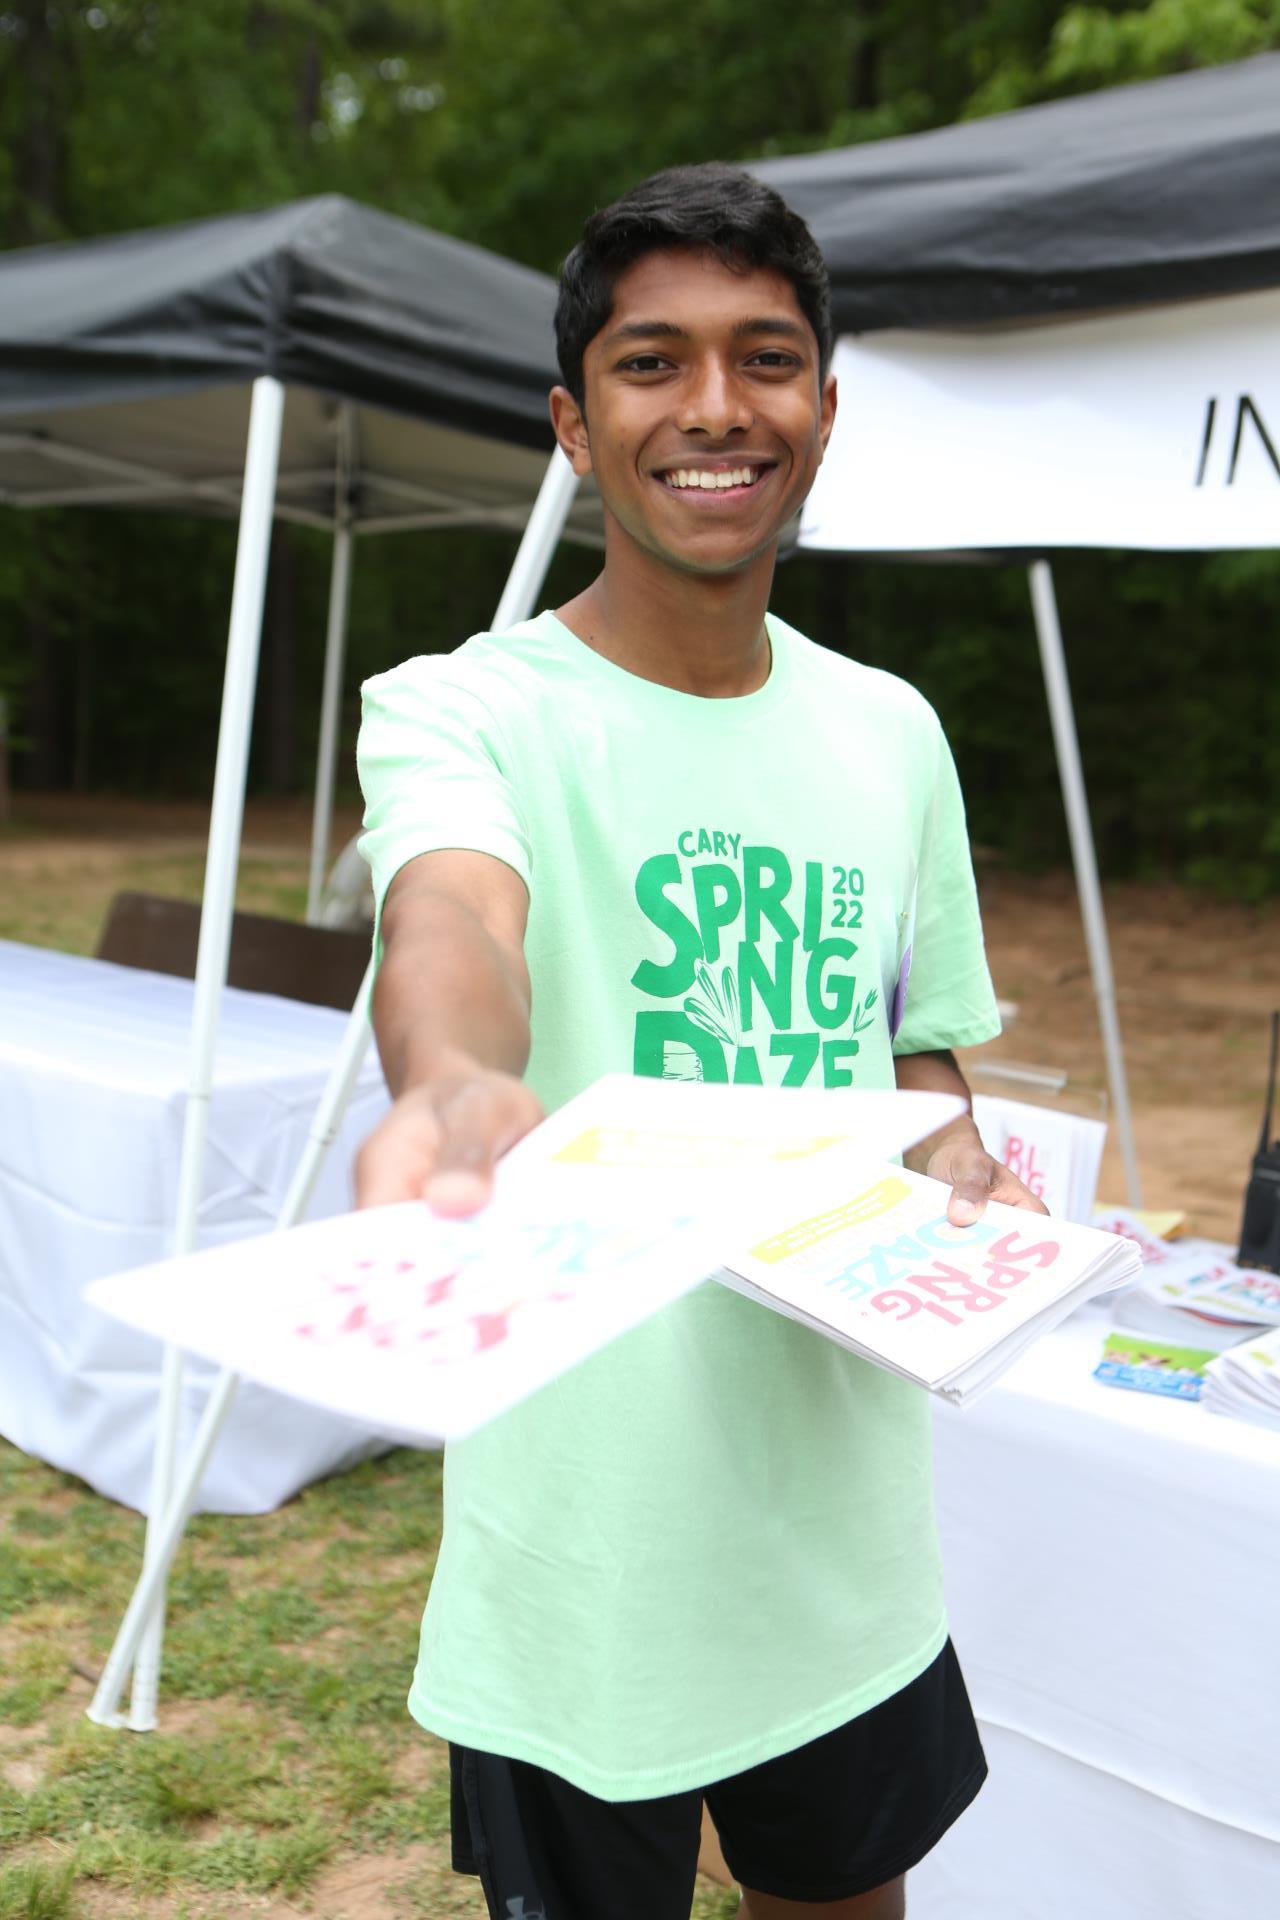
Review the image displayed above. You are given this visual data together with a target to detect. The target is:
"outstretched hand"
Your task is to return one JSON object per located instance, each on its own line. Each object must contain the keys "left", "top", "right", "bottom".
{"left": 925, "top": 1129, "right": 1050, "bottom": 1227}
{"left": 355, "top": 1066, "right": 544, "bottom": 1217}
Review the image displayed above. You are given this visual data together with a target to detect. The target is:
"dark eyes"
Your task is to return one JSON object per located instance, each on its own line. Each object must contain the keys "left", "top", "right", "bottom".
{"left": 615, "top": 349, "right": 801, "bottom": 374}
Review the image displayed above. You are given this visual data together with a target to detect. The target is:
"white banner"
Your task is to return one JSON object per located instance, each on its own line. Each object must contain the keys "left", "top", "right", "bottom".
{"left": 800, "top": 288, "right": 1280, "bottom": 553}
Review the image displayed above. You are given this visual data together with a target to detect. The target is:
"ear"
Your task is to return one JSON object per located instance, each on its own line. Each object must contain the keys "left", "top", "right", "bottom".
{"left": 549, "top": 385, "right": 593, "bottom": 477}
{"left": 817, "top": 371, "right": 837, "bottom": 457}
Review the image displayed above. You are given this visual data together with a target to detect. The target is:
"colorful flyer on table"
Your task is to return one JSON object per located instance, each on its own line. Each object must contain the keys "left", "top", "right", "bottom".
{"left": 1094, "top": 1330, "right": 1217, "bottom": 1401}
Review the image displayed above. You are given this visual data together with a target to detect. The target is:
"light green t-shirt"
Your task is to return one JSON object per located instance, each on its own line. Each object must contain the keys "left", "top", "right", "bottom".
{"left": 357, "top": 610, "right": 1000, "bottom": 1801}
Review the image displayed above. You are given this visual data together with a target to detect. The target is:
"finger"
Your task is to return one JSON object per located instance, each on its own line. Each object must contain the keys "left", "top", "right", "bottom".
{"left": 932, "top": 1150, "right": 995, "bottom": 1227}
{"left": 988, "top": 1165, "right": 1052, "bottom": 1215}
{"left": 355, "top": 1096, "right": 443, "bottom": 1210}
{"left": 426, "top": 1079, "right": 543, "bottom": 1217}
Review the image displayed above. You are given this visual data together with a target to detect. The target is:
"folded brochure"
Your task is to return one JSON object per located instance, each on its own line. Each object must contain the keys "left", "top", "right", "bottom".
{"left": 88, "top": 1075, "right": 1137, "bottom": 1440}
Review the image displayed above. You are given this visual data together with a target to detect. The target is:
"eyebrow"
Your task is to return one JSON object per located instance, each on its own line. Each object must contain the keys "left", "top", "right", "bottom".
{"left": 602, "top": 316, "right": 810, "bottom": 349}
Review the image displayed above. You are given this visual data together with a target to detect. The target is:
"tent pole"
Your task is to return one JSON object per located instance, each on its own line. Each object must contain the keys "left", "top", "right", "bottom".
{"left": 1028, "top": 561, "right": 1142, "bottom": 1206}
{"left": 88, "top": 962, "right": 375, "bottom": 1728}
{"left": 121, "top": 375, "right": 286, "bottom": 1733}
{"left": 307, "top": 407, "right": 357, "bottom": 924}
{"left": 490, "top": 448, "right": 580, "bottom": 630}
{"left": 97, "top": 446, "right": 579, "bottom": 1729}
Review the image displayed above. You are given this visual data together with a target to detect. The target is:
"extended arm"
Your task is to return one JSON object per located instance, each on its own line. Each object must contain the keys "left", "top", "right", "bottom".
{"left": 356, "top": 849, "right": 543, "bottom": 1214}
{"left": 895, "top": 1048, "right": 1048, "bottom": 1222}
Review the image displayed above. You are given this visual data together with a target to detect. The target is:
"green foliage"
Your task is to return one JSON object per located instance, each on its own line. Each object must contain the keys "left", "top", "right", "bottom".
{"left": 1, "top": 2, "right": 1278, "bottom": 889}
{"left": 1049, "top": 0, "right": 1280, "bottom": 87}
{"left": 0, "top": 1861, "right": 76, "bottom": 1920}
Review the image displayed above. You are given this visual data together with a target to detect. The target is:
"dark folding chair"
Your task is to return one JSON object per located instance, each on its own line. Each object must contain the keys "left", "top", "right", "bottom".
{"left": 96, "top": 891, "right": 371, "bottom": 1013}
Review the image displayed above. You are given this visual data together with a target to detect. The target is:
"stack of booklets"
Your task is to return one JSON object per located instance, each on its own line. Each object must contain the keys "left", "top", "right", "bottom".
{"left": 89, "top": 1075, "right": 1141, "bottom": 1440}
{"left": 971, "top": 1092, "right": 1107, "bottom": 1224}
{"left": 717, "top": 1165, "right": 1139, "bottom": 1405}
{"left": 1095, "top": 1206, "right": 1280, "bottom": 1342}
{"left": 1202, "top": 1325, "right": 1280, "bottom": 1432}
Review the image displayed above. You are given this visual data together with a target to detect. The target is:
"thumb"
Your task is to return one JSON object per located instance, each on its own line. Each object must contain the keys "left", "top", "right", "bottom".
{"left": 938, "top": 1153, "right": 996, "bottom": 1228}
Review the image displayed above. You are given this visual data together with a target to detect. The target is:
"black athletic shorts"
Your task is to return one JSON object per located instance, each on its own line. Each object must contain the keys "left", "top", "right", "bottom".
{"left": 448, "top": 1638, "right": 986, "bottom": 1919}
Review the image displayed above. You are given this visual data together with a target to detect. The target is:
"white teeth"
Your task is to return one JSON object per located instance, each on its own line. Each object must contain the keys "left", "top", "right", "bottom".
{"left": 664, "top": 466, "right": 761, "bottom": 490}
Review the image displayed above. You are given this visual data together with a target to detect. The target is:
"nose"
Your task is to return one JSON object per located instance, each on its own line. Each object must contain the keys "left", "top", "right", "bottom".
{"left": 676, "top": 353, "right": 752, "bottom": 439}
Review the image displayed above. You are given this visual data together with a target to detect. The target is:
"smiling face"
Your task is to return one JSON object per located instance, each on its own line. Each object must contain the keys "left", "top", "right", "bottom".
{"left": 551, "top": 247, "right": 836, "bottom": 582}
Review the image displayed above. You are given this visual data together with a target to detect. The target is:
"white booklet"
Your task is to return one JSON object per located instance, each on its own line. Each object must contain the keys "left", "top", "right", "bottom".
{"left": 87, "top": 1076, "right": 963, "bottom": 1445}
{"left": 971, "top": 1093, "right": 1106, "bottom": 1224}
{"left": 719, "top": 1164, "right": 1141, "bottom": 1404}
{"left": 1203, "top": 1324, "right": 1280, "bottom": 1432}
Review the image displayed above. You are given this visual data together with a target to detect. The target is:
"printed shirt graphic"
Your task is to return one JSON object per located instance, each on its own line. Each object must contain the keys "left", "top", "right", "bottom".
{"left": 358, "top": 612, "right": 1000, "bottom": 1800}
{"left": 634, "top": 837, "right": 899, "bottom": 1091}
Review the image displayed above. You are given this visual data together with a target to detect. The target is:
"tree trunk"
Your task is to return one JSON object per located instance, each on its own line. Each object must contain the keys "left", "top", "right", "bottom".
{"left": 7, "top": 0, "right": 74, "bottom": 246}
{"left": 25, "top": 599, "right": 66, "bottom": 789}
{"left": 6, "top": 5, "right": 77, "bottom": 788}
{"left": 851, "top": 0, "right": 883, "bottom": 113}
{"left": 296, "top": 37, "right": 323, "bottom": 134}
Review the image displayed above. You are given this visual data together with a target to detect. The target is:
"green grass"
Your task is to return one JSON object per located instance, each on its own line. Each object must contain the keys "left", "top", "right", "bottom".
{"left": 0, "top": 847, "right": 308, "bottom": 957}
{"left": 0, "top": 1861, "right": 76, "bottom": 1920}
{"left": 0, "top": 1436, "right": 465, "bottom": 1915}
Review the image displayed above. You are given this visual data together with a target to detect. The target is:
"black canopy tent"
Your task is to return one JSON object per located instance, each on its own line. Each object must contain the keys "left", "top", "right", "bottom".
{"left": 0, "top": 194, "right": 597, "bottom": 917}
{"left": 0, "top": 195, "right": 594, "bottom": 1731}
{"left": 754, "top": 53, "right": 1280, "bottom": 1208}
{"left": 755, "top": 53, "right": 1280, "bottom": 333}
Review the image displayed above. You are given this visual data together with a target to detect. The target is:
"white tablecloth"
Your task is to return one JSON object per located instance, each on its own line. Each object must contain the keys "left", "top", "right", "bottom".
{"left": 915, "top": 1311, "right": 1280, "bottom": 1918}
{"left": 0, "top": 939, "right": 390, "bottom": 1514}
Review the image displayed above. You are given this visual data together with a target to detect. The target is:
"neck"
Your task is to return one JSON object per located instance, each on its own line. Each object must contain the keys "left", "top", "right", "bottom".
{"left": 555, "top": 530, "right": 778, "bottom": 698}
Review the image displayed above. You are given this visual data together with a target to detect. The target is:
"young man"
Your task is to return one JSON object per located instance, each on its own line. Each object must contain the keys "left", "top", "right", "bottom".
{"left": 356, "top": 164, "right": 1044, "bottom": 1920}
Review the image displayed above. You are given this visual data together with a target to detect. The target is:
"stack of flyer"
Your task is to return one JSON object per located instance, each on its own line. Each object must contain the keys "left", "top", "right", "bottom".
{"left": 718, "top": 1164, "right": 1139, "bottom": 1405}
{"left": 971, "top": 1092, "right": 1107, "bottom": 1224}
{"left": 1202, "top": 1326, "right": 1280, "bottom": 1432}
{"left": 89, "top": 1076, "right": 1141, "bottom": 1441}
{"left": 1096, "top": 1206, "right": 1280, "bottom": 1340}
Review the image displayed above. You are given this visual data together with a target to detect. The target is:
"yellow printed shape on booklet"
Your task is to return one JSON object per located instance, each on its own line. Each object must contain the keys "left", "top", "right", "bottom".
{"left": 751, "top": 1175, "right": 912, "bottom": 1265}
{"left": 554, "top": 1127, "right": 845, "bottom": 1170}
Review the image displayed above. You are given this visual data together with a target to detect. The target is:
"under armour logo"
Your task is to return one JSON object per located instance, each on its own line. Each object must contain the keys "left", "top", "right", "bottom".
{"left": 505, "top": 1900, "right": 546, "bottom": 1920}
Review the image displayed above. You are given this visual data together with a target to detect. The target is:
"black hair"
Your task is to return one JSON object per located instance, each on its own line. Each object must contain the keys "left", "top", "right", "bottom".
{"left": 555, "top": 163, "right": 832, "bottom": 405}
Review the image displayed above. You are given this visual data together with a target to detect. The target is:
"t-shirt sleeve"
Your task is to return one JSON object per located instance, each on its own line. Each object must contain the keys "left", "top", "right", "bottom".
{"left": 356, "top": 656, "right": 532, "bottom": 957}
{"left": 891, "top": 719, "right": 1002, "bottom": 1057}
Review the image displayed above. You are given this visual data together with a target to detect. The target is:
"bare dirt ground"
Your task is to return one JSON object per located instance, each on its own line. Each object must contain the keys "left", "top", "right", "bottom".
{"left": 962, "top": 864, "right": 1276, "bottom": 1238}
{"left": 2, "top": 792, "right": 1275, "bottom": 1241}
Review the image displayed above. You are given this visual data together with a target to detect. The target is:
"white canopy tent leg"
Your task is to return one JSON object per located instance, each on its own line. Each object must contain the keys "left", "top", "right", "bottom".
{"left": 1028, "top": 560, "right": 1142, "bottom": 1207}
{"left": 121, "top": 376, "right": 286, "bottom": 1732}
{"left": 92, "top": 446, "right": 582, "bottom": 1731}
{"left": 490, "top": 447, "right": 580, "bottom": 632}
{"left": 88, "top": 961, "right": 376, "bottom": 1728}
{"left": 306, "top": 406, "right": 357, "bottom": 924}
